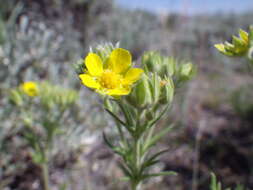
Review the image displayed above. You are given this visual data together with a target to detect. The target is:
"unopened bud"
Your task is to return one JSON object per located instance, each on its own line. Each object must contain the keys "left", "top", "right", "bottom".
{"left": 127, "top": 74, "right": 152, "bottom": 108}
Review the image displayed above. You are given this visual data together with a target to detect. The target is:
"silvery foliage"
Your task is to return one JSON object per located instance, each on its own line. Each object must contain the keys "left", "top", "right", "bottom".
{"left": 0, "top": 4, "right": 109, "bottom": 173}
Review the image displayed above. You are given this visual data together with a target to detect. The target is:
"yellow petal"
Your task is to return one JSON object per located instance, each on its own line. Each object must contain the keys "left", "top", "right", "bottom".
{"left": 107, "top": 87, "right": 130, "bottom": 96}
{"left": 21, "top": 81, "right": 39, "bottom": 97}
{"left": 79, "top": 74, "right": 100, "bottom": 89}
{"left": 108, "top": 48, "right": 131, "bottom": 74}
{"left": 85, "top": 53, "right": 103, "bottom": 76}
{"left": 123, "top": 68, "right": 143, "bottom": 85}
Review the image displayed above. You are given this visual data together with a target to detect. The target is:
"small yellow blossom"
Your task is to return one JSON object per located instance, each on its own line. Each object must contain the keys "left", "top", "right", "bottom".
{"left": 79, "top": 48, "right": 143, "bottom": 96}
{"left": 20, "top": 81, "right": 39, "bottom": 97}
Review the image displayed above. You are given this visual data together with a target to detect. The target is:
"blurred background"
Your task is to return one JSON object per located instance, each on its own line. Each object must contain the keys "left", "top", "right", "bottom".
{"left": 0, "top": 0, "right": 253, "bottom": 189}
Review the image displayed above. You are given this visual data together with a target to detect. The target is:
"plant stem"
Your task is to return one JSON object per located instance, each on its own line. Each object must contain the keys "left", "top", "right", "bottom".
{"left": 42, "top": 163, "right": 50, "bottom": 190}
{"left": 131, "top": 181, "right": 142, "bottom": 190}
{"left": 130, "top": 136, "right": 142, "bottom": 190}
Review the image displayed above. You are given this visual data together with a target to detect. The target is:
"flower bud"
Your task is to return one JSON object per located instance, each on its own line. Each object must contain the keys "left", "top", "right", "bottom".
{"left": 150, "top": 73, "right": 161, "bottom": 104}
{"left": 159, "top": 77, "right": 174, "bottom": 105}
{"left": 163, "top": 57, "right": 176, "bottom": 77}
{"left": 91, "top": 42, "right": 119, "bottom": 62}
{"left": 126, "top": 74, "right": 153, "bottom": 108}
{"left": 178, "top": 63, "right": 196, "bottom": 82}
{"left": 215, "top": 28, "right": 250, "bottom": 57}
{"left": 142, "top": 51, "right": 162, "bottom": 73}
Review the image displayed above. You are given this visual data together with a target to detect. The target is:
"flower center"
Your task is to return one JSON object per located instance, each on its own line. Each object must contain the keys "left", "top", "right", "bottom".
{"left": 100, "top": 70, "right": 121, "bottom": 89}
{"left": 27, "top": 88, "right": 37, "bottom": 95}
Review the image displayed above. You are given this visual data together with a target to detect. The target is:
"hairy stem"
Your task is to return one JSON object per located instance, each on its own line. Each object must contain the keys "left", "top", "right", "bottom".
{"left": 131, "top": 182, "right": 142, "bottom": 190}
{"left": 130, "top": 136, "right": 142, "bottom": 190}
{"left": 42, "top": 163, "right": 50, "bottom": 190}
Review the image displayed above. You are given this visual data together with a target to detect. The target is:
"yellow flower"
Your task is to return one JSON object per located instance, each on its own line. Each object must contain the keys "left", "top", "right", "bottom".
{"left": 20, "top": 81, "right": 39, "bottom": 97}
{"left": 79, "top": 48, "right": 143, "bottom": 96}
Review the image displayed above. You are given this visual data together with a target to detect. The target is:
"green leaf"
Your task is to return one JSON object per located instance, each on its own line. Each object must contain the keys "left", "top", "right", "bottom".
{"left": 140, "top": 148, "right": 170, "bottom": 175}
{"left": 210, "top": 172, "right": 223, "bottom": 190}
{"left": 218, "top": 182, "right": 222, "bottom": 190}
{"left": 140, "top": 159, "right": 160, "bottom": 174}
{"left": 117, "top": 101, "right": 135, "bottom": 127}
{"left": 59, "top": 183, "right": 68, "bottom": 190}
{"left": 235, "top": 184, "right": 245, "bottom": 190}
{"left": 143, "top": 124, "right": 174, "bottom": 152}
{"left": 147, "top": 103, "right": 171, "bottom": 128}
{"left": 142, "top": 171, "right": 177, "bottom": 179}
{"left": 118, "top": 177, "right": 130, "bottom": 182}
{"left": 105, "top": 108, "right": 133, "bottom": 133}
{"left": 210, "top": 173, "right": 217, "bottom": 190}
{"left": 102, "top": 132, "right": 114, "bottom": 149}
{"left": 24, "top": 130, "right": 41, "bottom": 150}
{"left": 118, "top": 162, "right": 133, "bottom": 178}
{"left": 102, "top": 132, "right": 125, "bottom": 156}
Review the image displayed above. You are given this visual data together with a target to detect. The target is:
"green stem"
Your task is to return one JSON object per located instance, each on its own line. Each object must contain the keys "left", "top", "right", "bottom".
{"left": 130, "top": 136, "right": 142, "bottom": 190}
{"left": 131, "top": 182, "right": 142, "bottom": 190}
{"left": 42, "top": 163, "right": 50, "bottom": 190}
